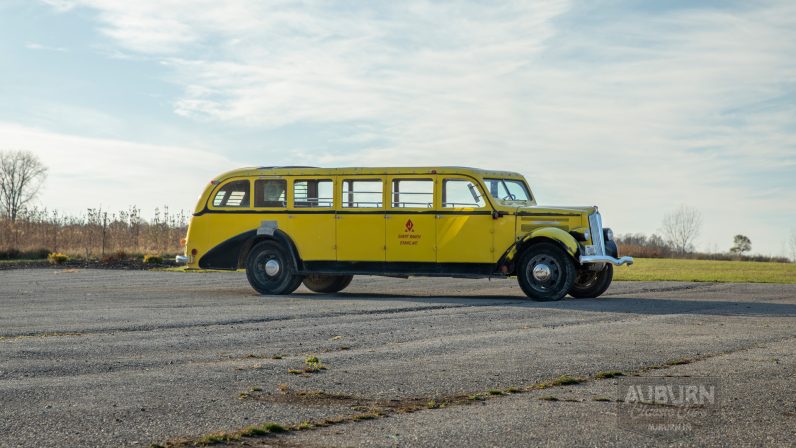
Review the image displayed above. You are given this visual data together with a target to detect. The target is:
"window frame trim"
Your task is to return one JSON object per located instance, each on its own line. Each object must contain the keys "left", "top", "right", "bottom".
{"left": 252, "top": 177, "right": 288, "bottom": 209}
{"left": 290, "top": 177, "right": 336, "bottom": 210}
{"left": 207, "top": 177, "right": 253, "bottom": 210}
{"left": 388, "top": 176, "right": 436, "bottom": 210}
{"left": 339, "top": 177, "right": 386, "bottom": 210}
{"left": 440, "top": 177, "right": 488, "bottom": 210}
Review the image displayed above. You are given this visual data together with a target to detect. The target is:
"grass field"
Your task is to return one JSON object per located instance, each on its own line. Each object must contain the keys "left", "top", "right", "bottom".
{"left": 613, "top": 258, "right": 796, "bottom": 284}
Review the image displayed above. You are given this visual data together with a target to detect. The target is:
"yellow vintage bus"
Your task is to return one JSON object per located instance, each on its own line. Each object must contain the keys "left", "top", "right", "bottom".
{"left": 177, "top": 166, "right": 632, "bottom": 301}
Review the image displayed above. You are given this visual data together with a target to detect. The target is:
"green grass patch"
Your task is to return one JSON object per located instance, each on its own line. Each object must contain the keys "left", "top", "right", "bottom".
{"left": 351, "top": 412, "right": 380, "bottom": 421}
{"left": 296, "top": 421, "right": 314, "bottom": 430}
{"left": 613, "top": 258, "right": 796, "bottom": 284}
{"left": 302, "top": 355, "right": 327, "bottom": 373}
{"left": 196, "top": 432, "right": 240, "bottom": 445}
{"left": 157, "top": 266, "right": 240, "bottom": 273}
{"left": 0, "top": 259, "right": 48, "bottom": 265}
{"left": 47, "top": 253, "right": 69, "bottom": 264}
{"left": 595, "top": 370, "right": 624, "bottom": 379}
{"left": 240, "top": 425, "right": 269, "bottom": 437}
{"left": 143, "top": 254, "right": 163, "bottom": 264}
{"left": 543, "top": 375, "right": 582, "bottom": 388}
{"left": 262, "top": 422, "right": 287, "bottom": 433}
{"left": 665, "top": 358, "right": 692, "bottom": 366}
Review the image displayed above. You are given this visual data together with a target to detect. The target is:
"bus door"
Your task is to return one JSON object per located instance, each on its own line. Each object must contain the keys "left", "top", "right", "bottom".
{"left": 436, "top": 177, "right": 494, "bottom": 263}
{"left": 336, "top": 177, "right": 386, "bottom": 262}
{"left": 385, "top": 176, "right": 437, "bottom": 263}
{"left": 282, "top": 177, "right": 336, "bottom": 261}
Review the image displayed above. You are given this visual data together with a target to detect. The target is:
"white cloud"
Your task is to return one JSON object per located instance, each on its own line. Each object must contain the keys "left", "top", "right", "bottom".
{"left": 39, "top": 0, "right": 76, "bottom": 12}
{"left": 0, "top": 122, "right": 240, "bottom": 217}
{"left": 25, "top": 42, "right": 68, "bottom": 52}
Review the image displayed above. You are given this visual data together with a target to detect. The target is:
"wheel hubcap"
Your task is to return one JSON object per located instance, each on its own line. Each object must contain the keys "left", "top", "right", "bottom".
{"left": 532, "top": 263, "right": 552, "bottom": 282}
{"left": 264, "top": 259, "right": 281, "bottom": 277}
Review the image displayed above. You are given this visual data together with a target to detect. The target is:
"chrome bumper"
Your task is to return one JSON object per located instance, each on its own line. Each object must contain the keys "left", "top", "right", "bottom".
{"left": 175, "top": 255, "right": 190, "bottom": 264}
{"left": 582, "top": 210, "right": 633, "bottom": 266}
{"left": 579, "top": 255, "right": 634, "bottom": 266}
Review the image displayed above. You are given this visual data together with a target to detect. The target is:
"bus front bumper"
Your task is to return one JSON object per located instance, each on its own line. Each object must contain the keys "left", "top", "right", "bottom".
{"left": 579, "top": 255, "right": 634, "bottom": 266}
{"left": 175, "top": 255, "right": 190, "bottom": 265}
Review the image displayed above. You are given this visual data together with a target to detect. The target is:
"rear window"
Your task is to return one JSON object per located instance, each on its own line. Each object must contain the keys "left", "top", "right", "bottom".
{"left": 212, "top": 180, "right": 250, "bottom": 208}
{"left": 254, "top": 179, "right": 287, "bottom": 207}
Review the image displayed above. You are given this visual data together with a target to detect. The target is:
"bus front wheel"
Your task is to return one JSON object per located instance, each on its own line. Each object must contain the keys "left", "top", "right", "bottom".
{"left": 517, "top": 242, "right": 576, "bottom": 301}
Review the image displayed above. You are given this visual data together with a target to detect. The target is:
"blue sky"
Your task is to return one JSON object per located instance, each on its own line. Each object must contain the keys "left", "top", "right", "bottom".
{"left": 1, "top": 0, "right": 794, "bottom": 256}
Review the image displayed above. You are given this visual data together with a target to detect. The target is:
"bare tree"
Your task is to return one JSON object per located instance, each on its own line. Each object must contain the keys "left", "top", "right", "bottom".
{"left": 789, "top": 229, "right": 796, "bottom": 263}
{"left": 661, "top": 205, "right": 702, "bottom": 255}
{"left": 0, "top": 150, "right": 48, "bottom": 222}
{"left": 730, "top": 234, "right": 751, "bottom": 256}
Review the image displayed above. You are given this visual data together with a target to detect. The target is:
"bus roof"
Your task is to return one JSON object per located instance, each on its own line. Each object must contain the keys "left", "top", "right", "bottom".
{"left": 213, "top": 166, "right": 525, "bottom": 181}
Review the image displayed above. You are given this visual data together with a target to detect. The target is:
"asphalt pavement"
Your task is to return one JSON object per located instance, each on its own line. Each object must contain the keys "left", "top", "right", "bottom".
{"left": 0, "top": 269, "right": 794, "bottom": 447}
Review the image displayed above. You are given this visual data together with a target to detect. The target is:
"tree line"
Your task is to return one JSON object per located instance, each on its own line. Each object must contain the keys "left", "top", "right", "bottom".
{"left": 619, "top": 205, "right": 792, "bottom": 263}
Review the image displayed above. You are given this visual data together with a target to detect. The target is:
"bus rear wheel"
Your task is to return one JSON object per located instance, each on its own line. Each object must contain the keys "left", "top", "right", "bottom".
{"left": 568, "top": 265, "right": 613, "bottom": 299}
{"left": 246, "top": 240, "right": 303, "bottom": 295}
{"left": 302, "top": 275, "right": 354, "bottom": 293}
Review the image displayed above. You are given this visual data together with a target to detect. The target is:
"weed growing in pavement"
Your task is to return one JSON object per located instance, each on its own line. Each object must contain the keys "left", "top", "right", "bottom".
{"left": 595, "top": 370, "right": 624, "bottom": 379}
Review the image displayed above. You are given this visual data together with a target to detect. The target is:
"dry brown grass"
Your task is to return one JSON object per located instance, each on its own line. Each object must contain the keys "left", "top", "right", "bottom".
{"left": 0, "top": 206, "right": 187, "bottom": 259}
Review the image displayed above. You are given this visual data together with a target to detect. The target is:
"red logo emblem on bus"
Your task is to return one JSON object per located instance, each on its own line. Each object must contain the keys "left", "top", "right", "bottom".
{"left": 405, "top": 219, "right": 414, "bottom": 232}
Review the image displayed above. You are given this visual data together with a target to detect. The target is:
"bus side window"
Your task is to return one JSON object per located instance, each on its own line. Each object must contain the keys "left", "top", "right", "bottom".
{"left": 294, "top": 179, "right": 333, "bottom": 208}
{"left": 391, "top": 179, "right": 433, "bottom": 208}
{"left": 442, "top": 179, "right": 485, "bottom": 208}
{"left": 254, "top": 179, "right": 287, "bottom": 207}
{"left": 212, "top": 180, "right": 250, "bottom": 208}
{"left": 342, "top": 179, "right": 383, "bottom": 208}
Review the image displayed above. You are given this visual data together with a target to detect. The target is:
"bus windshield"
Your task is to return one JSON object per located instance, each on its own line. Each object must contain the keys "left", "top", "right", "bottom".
{"left": 483, "top": 178, "right": 532, "bottom": 202}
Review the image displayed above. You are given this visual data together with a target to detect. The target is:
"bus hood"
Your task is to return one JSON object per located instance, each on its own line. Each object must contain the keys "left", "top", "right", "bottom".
{"left": 514, "top": 205, "right": 598, "bottom": 216}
